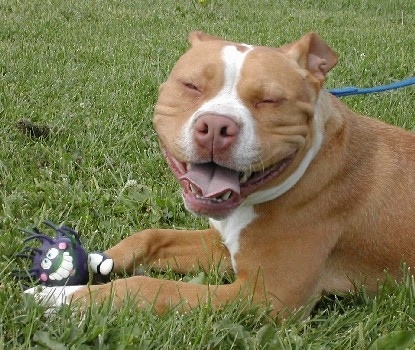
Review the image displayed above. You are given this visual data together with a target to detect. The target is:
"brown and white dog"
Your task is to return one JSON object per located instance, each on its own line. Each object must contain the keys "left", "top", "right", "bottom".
{"left": 27, "top": 32, "right": 415, "bottom": 318}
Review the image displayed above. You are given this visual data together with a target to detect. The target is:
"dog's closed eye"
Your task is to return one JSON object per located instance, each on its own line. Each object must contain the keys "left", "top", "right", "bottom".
{"left": 254, "top": 98, "right": 286, "bottom": 108}
{"left": 183, "top": 82, "right": 201, "bottom": 92}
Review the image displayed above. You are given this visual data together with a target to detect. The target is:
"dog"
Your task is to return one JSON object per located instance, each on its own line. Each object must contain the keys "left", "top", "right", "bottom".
{"left": 26, "top": 31, "right": 415, "bottom": 318}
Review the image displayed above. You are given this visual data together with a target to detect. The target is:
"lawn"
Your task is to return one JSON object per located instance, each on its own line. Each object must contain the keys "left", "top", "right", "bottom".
{"left": 1, "top": 0, "right": 415, "bottom": 348}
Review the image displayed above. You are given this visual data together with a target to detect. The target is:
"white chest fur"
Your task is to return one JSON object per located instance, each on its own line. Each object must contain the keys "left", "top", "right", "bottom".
{"left": 210, "top": 204, "right": 257, "bottom": 272}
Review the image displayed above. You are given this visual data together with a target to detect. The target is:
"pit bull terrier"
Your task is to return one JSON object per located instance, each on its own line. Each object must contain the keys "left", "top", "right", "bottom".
{"left": 26, "top": 31, "right": 415, "bottom": 318}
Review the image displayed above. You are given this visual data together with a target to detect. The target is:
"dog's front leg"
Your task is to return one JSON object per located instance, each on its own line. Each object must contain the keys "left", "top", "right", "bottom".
{"left": 73, "top": 275, "right": 245, "bottom": 313}
{"left": 90, "top": 228, "right": 232, "bottom": 276}
{"left": 27, "top": 275, "right": 246, "bottom": 315}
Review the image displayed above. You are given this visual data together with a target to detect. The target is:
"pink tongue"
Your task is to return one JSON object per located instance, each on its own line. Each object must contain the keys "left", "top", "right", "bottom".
{"left": 180, "top": 163, "right": 241, "bottom": 198}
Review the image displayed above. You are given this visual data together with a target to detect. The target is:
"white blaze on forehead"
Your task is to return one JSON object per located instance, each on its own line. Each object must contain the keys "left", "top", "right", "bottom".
{"left": 198, "top": 44, "right": 253, "bottom": 117}
{"left": 182, "top": 44, "right": 258, "bottom": 167}
{"left": 220, "top": 45, "right": 251, "bottom": 97}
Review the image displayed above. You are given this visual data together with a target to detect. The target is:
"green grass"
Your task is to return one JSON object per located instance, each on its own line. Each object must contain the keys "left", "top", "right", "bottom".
{"left": 1, "top": 0, "right": 415, "bottom": 348}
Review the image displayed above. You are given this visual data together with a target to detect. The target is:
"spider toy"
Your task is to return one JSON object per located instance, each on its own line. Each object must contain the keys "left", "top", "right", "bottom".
{"left": 15, "top": 221, "right": 89, "bottom": 287}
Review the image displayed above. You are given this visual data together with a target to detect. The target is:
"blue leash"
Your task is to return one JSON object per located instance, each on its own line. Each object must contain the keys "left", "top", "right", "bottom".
{"left": 328, "top": 77, "right": 415, "bottom": 97}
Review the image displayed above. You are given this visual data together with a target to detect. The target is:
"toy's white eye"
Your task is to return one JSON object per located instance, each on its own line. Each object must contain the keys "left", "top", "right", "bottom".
{"left": 41, "top": 258, "right": 52, "bottom": 270}
{"left": 46, "top": 248, "right": 59, "bottom": 260}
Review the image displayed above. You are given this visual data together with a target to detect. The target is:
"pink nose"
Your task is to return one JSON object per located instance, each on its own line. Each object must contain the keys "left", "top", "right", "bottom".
{"left": 194, "top": 115, "right": 239, "bottom": 155}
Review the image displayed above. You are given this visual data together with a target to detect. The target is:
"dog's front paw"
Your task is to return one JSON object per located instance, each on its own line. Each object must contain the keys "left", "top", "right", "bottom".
{"left": 24, "top": 285, "right": 83, "bottom": 308}
{"left": 88, "top": 252, "right": 114, "bottom": 275}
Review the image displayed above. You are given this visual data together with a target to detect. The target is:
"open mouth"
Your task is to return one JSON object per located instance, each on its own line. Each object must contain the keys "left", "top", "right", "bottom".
{"left": 164, "top": 149, "right": 296, "bottom": 218}
{"left": 48, "top": 252, "right": 74, "bottom": 281}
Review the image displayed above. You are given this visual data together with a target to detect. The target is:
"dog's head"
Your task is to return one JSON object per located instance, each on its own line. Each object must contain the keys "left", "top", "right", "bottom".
{"left": 154, "top": 32, "right": 338, "bottom": 219}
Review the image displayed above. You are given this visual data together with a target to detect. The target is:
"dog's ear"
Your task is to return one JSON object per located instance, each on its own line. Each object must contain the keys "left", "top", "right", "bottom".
{"left": 280, "top": 33, "right": 338, "bottom": 85}
{"left": 188, "top": 31, "right": 224, "bottom": 45}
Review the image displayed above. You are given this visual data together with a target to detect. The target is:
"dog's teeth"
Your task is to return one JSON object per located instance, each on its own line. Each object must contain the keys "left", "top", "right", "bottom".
{"left": 240, "top": 171, "right": 252, "bottom": 184}
{"left": 190, "top": 184, "right": 197, "bottom": 193}
{"left": 221, "top": 191, "right": 232, "bottom": 201}
{"left": 186, "top": 164, "right": 192, "bottom": 171}
{"left": 194, "top": 190, "right": 231, "bottom": 202}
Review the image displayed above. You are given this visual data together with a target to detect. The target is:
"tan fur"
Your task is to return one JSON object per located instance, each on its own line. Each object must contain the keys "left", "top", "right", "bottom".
{"left": 71, "top": 32, "right": 415, "bottom": 318}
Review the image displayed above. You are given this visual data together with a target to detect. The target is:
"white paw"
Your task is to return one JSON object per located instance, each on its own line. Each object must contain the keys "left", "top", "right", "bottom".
{"left": 88, "top": 252, "right": 114, "bottom": 275}
{"left": 24, "top": 285, "right": 82, "bottom": 308}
